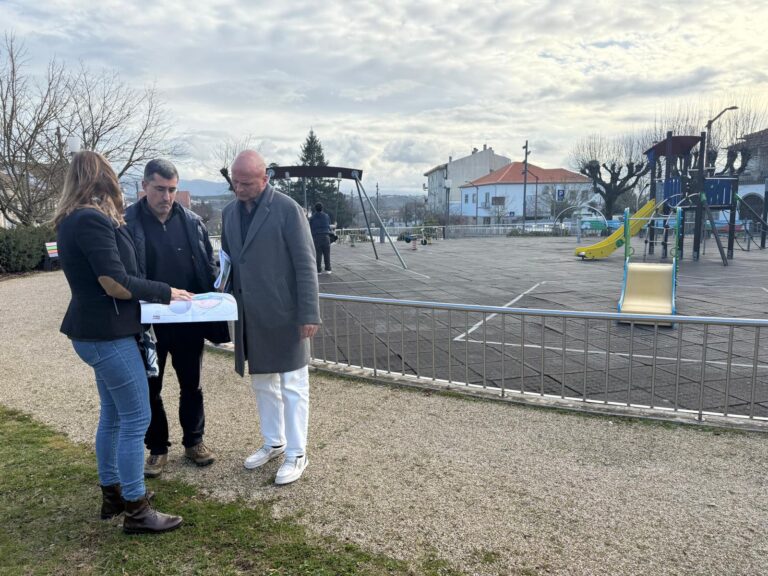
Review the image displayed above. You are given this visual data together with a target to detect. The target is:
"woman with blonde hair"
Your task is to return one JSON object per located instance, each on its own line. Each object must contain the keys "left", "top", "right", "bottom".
{"left": 55, "top": 151, "right": 189, "bottom": 534}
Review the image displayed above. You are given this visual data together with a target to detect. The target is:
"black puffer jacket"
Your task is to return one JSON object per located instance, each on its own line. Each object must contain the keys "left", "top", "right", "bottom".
{"left": 125, "top": 198, "right": 217, "bottom": 292}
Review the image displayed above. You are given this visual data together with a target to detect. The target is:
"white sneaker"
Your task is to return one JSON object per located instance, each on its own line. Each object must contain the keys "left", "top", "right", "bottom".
{"left": 243, "top": 445, "right": 285, "bottom": 470}
{"left": 275, "top": 455, "right": 308, "bottom": 485}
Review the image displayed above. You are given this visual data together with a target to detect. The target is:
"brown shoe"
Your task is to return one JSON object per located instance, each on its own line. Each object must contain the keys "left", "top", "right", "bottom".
{"left": 101, "top": 485, "right": 156, "bottom": 519}
{"left": 185, "top": 442, "right": 215, "bottom": 467}
{"left": 100, "top": 484, "right": 124, "bottom": 519}
{"left": 144, "top": 453, "right": 168, "bottom": 478}
{"left": 123, "top": 495, "right": 182, "bottom": 535}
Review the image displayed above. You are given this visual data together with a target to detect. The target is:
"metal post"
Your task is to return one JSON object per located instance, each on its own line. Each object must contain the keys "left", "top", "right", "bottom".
{"left": 353, "top": 173, "right": 408, "bottom": 269}
{"left": 693, "top": 132, "right": 706, "bottom": 260}
{"left": 624, "top": 207, "right": 631, "bottom": 260}
{"left": 661, "top": 131, "right": 673, "bottom": 259}
{"left": 444, "top": 184, "right": 450, "bottom": 238}
{"left": 334, "top": 176, "right": 342, "bottom": 225}
{"left": 475, "top": 184, "right": 479, "bottom": 225}
{"left": 302, "top": 177, "right": 308, "bottom": 215}
{"left": 762, "top": 181, "right": 768, "bottom": 248}
{"left": 354, "top": 179, "right": 379, "bottom": 260}
{"left": 522, "top": 140, "right": 529, "bottom": 232}
{"left": 727, "top": 179, "right": 737, "bottom": 259}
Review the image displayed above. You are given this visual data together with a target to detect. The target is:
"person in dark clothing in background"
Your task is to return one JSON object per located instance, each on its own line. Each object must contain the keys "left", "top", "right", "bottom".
{"left": 309, "top": 202, "right": 332, "bottom": 274}
{"left": 125, "top": 159, "right": 218, "bottom": 478}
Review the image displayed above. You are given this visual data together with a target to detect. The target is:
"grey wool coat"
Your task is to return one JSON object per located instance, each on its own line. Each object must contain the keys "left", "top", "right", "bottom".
{"left": 221, "top": 184, "right": 320, "bottom": 376}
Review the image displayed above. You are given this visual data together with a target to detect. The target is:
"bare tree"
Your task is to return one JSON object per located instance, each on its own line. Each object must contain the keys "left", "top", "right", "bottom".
{"left": 0, "top": 34, "right": 71, "bottom": 226}
{"left": 569, "top": 133, "right": 650, "bottom": 219}
{"left": 215, "top": 134, "right": 259, "bottom": 171}
{"left": 190, "top": 199, "right": 213, "bottom": 224}
{"left": 0, "top": 35, "right": 179, "bottom": 225}
{"left": 66, "top": 64, "right": 178, "bottom": 180}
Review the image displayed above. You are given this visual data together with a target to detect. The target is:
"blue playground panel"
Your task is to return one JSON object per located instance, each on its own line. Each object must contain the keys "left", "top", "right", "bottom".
{"left": 662, "top": 178, "right": 683, "bottom": 203}
{"left": 660, "top": 177, "right": 734, "bottom": 206}
{"left": 704, "top": 178, "right": 734, "bottom": 206}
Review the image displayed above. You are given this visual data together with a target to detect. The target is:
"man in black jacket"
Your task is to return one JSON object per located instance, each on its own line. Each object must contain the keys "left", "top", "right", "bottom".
{"left": 125, "top": 159, "right": 218, "bottom": 478}
{"left": 309, "top": 202, "right": 332, "bottom": 274}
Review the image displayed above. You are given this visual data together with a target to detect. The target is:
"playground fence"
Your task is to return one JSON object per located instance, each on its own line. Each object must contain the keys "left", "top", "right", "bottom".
{"left": 312, "top": 294, "right": 768, "bottom": 426}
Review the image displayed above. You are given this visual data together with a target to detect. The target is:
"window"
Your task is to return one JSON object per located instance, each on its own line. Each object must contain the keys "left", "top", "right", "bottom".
{"left": 464, "top": 194, "right": 469, "bottom": 204}
{"left": 484, "top": 192, "right": 490, "bottom": 203}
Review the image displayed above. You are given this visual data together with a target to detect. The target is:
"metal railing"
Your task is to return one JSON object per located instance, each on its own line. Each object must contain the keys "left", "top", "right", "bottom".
{"left": 312, "top": 294, "right": 768, "bottom": 424}
{"left": 335, "top": 226, "right": 444, "bottom": 244}
{"left": 210, "top": 225, "right": 574, "bottom": 250}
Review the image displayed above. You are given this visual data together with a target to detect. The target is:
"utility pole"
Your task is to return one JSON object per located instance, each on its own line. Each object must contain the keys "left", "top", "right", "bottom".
{"left": 376, "top": 182, "right": 379, "bottom": 210}
{"left": 522, "top": 140, "right": 530, "bottom": 232}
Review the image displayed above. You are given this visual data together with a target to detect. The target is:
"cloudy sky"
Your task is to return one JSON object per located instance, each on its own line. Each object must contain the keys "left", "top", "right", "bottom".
{"left": 2, "top": 0, "right": 766, "bottom": 194}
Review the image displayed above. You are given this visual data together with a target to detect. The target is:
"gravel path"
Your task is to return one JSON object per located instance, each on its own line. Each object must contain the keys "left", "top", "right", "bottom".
{"left": 2, "top": 271, "right": 768, "bottom": 576}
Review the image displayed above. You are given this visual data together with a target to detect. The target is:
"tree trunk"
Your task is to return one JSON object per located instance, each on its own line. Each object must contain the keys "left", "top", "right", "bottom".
{"left": 603, "top": 196, "right": 615, "bottom": 220}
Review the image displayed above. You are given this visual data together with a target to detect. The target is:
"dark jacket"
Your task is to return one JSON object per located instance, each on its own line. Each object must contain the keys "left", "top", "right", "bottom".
{"left": 58, "top": 208, "right": 171, "bottom": 341}
{"left": 125, "top": 198, "right": 217, "bottom": 293}
{"left": 309, "top": 211, "right": 332, "bottom": 236}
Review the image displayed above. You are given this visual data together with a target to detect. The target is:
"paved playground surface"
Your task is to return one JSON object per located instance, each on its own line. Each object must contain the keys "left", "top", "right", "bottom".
{"left": 316, "top": 235, "right": 768, "bottom": 418}
{"left": 1, "top": 238, "right": 768, "bottom": 575}
{"left": 322, "top": 234, "right": 767, "bottom": 317}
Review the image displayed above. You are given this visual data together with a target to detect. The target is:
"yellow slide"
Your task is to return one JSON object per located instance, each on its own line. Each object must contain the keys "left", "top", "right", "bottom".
{"left": 574, "top": 200, "right": 656, "bottom": 260}
{"left": 618, "top": 262, "right": 675, "bottom": 325}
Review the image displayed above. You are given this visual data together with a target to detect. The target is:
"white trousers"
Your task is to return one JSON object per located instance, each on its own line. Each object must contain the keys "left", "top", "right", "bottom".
{"left": 250, "top": 366, "right": 309, "bottom": 458}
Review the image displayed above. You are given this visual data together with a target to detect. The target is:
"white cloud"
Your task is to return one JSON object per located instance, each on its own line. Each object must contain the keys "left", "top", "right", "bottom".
{"left": 1, "top": 0, "right": 766, "bottom": 192}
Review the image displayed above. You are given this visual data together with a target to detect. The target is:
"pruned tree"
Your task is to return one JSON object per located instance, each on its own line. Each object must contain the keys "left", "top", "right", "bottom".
{"left": 0, "top": 34, "right": 71, "bottom": 226}
{"left": 569, "top": 133, "right": 650, "bottom": 219}
{"left": 646, "top": 96, "right": 768, "bottom": 176}
{"left": 539, "top": 185, "right": 593, "bottom": 222}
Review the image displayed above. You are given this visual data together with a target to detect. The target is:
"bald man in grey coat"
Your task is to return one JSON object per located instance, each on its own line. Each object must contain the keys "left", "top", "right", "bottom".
{"left": 220, "top": 150, "right": 320, "bottom": 485}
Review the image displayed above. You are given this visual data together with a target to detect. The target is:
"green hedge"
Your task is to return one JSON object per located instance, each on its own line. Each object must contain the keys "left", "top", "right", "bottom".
{"left": 0, "top": 225, "right": 56, "bottom": 274}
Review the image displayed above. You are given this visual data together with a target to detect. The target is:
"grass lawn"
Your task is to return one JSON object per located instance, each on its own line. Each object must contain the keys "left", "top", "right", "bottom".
{"left": 0, "top": 406, "right": 462, "bottom": 576}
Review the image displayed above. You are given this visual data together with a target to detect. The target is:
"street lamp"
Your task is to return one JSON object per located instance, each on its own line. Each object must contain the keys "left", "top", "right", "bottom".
{"left": 444, "top": 180, "right": 451, "bottom": 235}
{"left": 705, "top": 106, "right": 738, "bottom": 175}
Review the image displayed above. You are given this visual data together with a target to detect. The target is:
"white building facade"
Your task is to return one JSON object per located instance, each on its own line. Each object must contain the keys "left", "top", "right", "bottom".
{"left": 424, "top": 145, "right": 511, "bottom": 214}
{"left": 459, "top": 162, "right": 592, "bottom": 224}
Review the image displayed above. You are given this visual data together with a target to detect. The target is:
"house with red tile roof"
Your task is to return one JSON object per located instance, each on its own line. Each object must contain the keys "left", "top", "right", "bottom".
{"left": 459, "top": 162, "right": 592, "bottom": 224}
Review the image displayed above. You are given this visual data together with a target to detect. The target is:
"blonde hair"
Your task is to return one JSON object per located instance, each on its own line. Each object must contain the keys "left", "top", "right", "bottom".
{"left": 53, "top": 151, "right": 125, "bottom": 229}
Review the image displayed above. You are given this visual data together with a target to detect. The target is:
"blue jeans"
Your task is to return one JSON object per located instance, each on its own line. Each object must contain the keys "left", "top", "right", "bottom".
{"left": 72, "top": 336, "right": 150, "bottom": 501}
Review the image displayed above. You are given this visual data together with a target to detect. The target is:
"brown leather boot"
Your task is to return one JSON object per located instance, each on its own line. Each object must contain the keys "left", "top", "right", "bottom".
{"left": 100, "top": 484, "right": 124, "bottom": 519}
{"left": 123, "top": 495, "right": 182, "bottom": 535}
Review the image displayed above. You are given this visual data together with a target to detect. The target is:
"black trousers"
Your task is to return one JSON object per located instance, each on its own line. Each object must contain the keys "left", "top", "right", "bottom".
{"left": 144, "top": 323, "right": 206, "bottom": 454}
{"left": 313, "top": 234, "right": 331, "bottom": 272}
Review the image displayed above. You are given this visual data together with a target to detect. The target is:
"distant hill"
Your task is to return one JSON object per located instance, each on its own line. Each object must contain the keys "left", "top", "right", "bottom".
{"left": 182, "top": 179, "right": 231, "bottom": 197}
